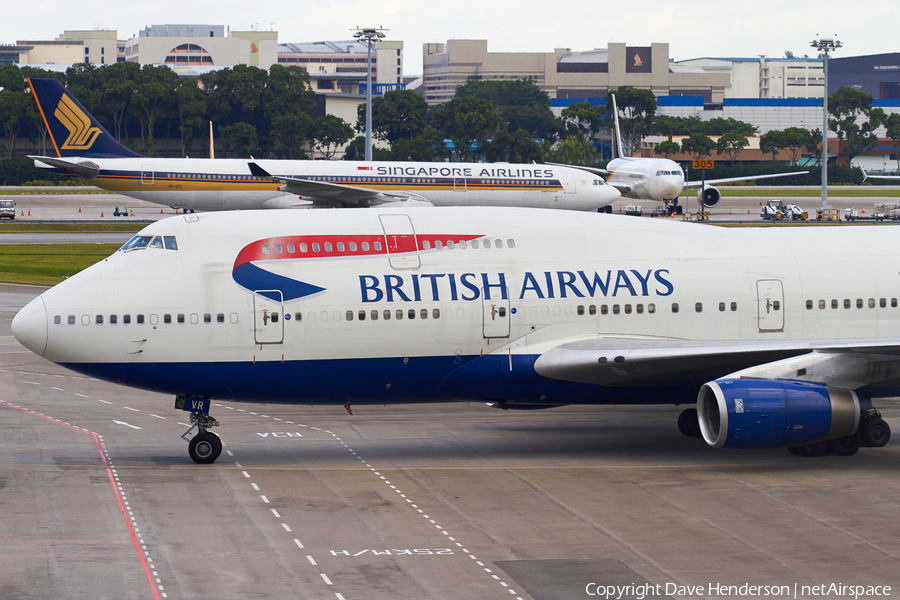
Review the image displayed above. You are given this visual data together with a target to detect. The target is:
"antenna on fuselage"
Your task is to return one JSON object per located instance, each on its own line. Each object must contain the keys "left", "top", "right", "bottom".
{"left": 610, "top": 93, "right": 626, "bottom": 160}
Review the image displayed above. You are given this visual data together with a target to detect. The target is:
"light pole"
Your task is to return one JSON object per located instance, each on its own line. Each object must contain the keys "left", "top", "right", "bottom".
{"left": 810, "top": 36, "right": 842, "bottom": 208}
{"left": 353, "top": 26, "right": 387, "bottom": 161}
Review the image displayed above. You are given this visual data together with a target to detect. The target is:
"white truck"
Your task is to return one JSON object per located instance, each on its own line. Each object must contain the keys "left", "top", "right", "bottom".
{"left": 0, "top": 199, "right": 15, "bottom": 220}
{"left": 761, "top": 199, "right": 806, "bottom": 221}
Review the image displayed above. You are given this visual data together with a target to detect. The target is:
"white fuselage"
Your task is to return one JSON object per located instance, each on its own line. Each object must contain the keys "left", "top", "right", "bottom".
{"left": 12, "top": 207, "right": 900, "bottom": 407}
{"left": 607, "top": 157, "right": 685, "bottom": 202}
{"left": 37, "top": 158, "right": 618, "bottom": 212}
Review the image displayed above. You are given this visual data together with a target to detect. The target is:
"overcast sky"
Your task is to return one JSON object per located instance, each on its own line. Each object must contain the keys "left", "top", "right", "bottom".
{"left": 5, "top": 0, "right": 896, "bottom": 75}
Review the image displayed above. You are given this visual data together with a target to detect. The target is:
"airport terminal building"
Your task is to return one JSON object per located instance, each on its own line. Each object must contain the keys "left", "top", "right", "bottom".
{"left": 421, "top": 40, "right": 730, "bottom": 105}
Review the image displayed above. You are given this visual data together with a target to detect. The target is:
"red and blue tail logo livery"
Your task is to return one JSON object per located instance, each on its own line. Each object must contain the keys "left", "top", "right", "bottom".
{"left": 232, "top": 232, "right": 485, "bottom": 301}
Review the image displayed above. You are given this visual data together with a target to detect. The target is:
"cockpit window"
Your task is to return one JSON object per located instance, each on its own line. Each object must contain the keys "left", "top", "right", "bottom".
{"left": 120, "top": 234, "right": 178, "bottom": 252}
{"left": 120, "top": 235, "right": 153, "bottom": 251}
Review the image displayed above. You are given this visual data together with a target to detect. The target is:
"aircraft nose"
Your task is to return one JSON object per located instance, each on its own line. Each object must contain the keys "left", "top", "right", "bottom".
{"left": 12, "top": 296, "right": 48, "bottom": 357}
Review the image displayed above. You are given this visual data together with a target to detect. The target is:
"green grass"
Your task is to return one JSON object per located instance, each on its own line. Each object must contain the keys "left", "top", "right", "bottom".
{"left": 0, "top": 244, "right": 120, "bottom": 285}
{"left": 0, "top": 223, "right": 144, "bottom": 233}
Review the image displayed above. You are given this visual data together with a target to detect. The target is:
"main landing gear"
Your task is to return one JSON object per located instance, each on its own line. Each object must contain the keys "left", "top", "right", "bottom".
{"left": 176, "top": 395, "right": 222, "bottom": 464}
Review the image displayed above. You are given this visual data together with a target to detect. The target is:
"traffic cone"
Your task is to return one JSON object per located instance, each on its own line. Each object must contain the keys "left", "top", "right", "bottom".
{"left": 175, "top": 209, "right": 179, "bottom": 215}
{"left": 729, "top": 209, "right": 732, "bottom": 215}
{"left": 78, "top": 206, "right": 81, "bottom": 213}
{"left": 28, "top": 209, "right": 31, "bottom": 216}
{"left": 101, "top": 211, "right": 104, "bottom": 217}
{"left": 160, "top": 209, "right": 164, "bottom": 214}
{"left": 21, "top": 209, "right": 24, "bottom": 216}
{"left": 862, "top": 209, "right": 866, "bottom": 214}
{"left": 748, "top": 209, "right": 751, "bottom": 214}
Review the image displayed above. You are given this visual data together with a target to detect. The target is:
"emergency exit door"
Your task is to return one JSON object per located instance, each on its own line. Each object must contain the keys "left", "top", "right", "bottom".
{"left": 756, "top": 279, "right": 784, "bottom": 333}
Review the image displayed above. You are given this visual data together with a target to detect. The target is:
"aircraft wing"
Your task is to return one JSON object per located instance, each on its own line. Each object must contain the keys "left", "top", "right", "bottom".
{"left": 248, "top": 162, "right": 434, "bottom": 207}
{"left": 30, "top": 155, "right": 100, "bottom": 179}
{"left": 686, "top": 171, "right": 809, "bottom": 188}
{"left": 532, "top": 335, "right": 900, "bottom": 387}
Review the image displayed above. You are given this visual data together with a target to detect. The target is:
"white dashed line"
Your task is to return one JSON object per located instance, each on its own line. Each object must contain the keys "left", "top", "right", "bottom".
{"left": 99, "top": 399, "right": 113, "bottom": 404}
{"left": 321, "top": 574, "right": 333, "bottom": 585}
{"left": 306, "top": 555, "right": 317, "bottom": 565}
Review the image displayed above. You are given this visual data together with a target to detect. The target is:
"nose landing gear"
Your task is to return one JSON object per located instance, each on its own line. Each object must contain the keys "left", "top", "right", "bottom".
{"left": 175, "top": 395, "right": 222, "bottom": 464}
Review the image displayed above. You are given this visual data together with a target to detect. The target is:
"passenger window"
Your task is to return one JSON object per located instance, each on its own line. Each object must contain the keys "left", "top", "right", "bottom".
{"left": 832, "top": 299, "right": 838, "bottom": 309}
{"left": 204, "top": 313, "right": 211, "bottom": 323}
{"left": 648, "top": 303, "right": 656, "bottom": 314}
{"left": 53, "top": 315, "right": 61, "bottom": 325}
{"left": 300, "top": 243, "right": 308, "bottom": 252}
{"left": 383, "top": 310, "right": 391, "bottom": 320}
{"left": 96, "top": 315, "right": 103, "bottom": 324}
{"left": 123, "top": 314, "right": 131, "bottom": 324}
{"left": 287, "top": 243, "right": 295, "bottom": 253}
{"left": 636, "top": 304, "right": 644, "bottom": 314}
{"left": 408, "top": 309, "right": 416, "bottom": 320}
{"left": 880, "top": 298, "right": 887, "bottom": 308}
{"left": 577, "top": 305, "right": 584, "bottom": 316}
{"left": 612, "top": 304, "right": 620, "bottom": 314}
{"left": 275, "top": 244, "right": 283, "bottom": 254}
{"left": 857, "top": 298, "right": 863, "bottom": 309}
{"left": 396, "top": 309, "right": 403, "bottom": 320}
{"left": 423, "top": 241, "right": 431, "bottom": 250}
{"left": 869, "top": 298, "right": 875, "bottom": 309}
{"left": 730, "top": 302, "right": 737, "bottom": 312}
{"left": 177, "top": 313, "right": 185, "bottom": 324}
{"left": 312, "top": 243, "right": 320, "bottom": 252}
{"left": 433, "top": 308, "right": 441, "bottom": 319}
{"left": 495, "top": 239, "right": 503, "bottom": 248}
{"left": 672, "top": 303, "right": 679, "bottom": 313}
{"left": 721, "top": 302, "right": 727, "bottom": 312}
{"left": 164, "top": 314, "right": 172, "bottom": 324}
{"left": 894, "top": 298, "right": 899, "bottom": 308}
{"left": 484, "top": 239, "right": 491, "bottom": 249}
{"left": 507, "top": 239, "right": 515, "bottom": 248}
{"left": 358, "top": 310, "right": 366, "bottom": 321}
{"left": 370, "top": 310, "right": 378, "bottom": 321}
{"left": 373, "top": 241, "right": 382, "bottom": 251}
{"left": 589, "top": 305, "right": 597, "bottom": 315}
{"left": 362, "top": 242, "right": 369, "bottom": 251}
{"left": 349, "top": 242, "right": 357, "bottom": 251}
{"left": 292, "top": 312, "right": 301, "bottom": 322}
{"left": 601, "top": 305, "right": 608, "bottom": 315}
{"left": 324, "top": 243, "right": 332, "bottom": 252}
{"left": 110, "top": 315, "right": 117, "bottom": 324}
{"left": 137, "top": 314, "right": 145, "bottom": 324}
{"left": 624, "top": 304, "right": 632, "bottom": 314}
{"left": 695, "top": 303, "right": 703, "bottom": 313}
{"left": 261, "top": 244, "right": 270, "bottom": 255}
{"left": 819, "top": 300, "right": 826, "bottom": 309}
{"left": 346, "top": 311, "right": 354, "bottom": 321}
{"left": 844, "top": 299, "right": 851, "bottom": 309}
{"left": 772, "top": 301, "right": 780, "bottom": 311}
{"left": 471, "top": 240, "right": 479, "bottom": 249}
{"left": 68, "top": 315, "right": 75, "bottom": 325}
{"left": 420, "top": 308, "right": 428, "bottom": 319}
{"left": 337, "top": 242, "right": 345, "bottom": 252}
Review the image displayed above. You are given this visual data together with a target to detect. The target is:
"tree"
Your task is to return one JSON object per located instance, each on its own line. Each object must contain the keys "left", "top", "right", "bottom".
{"left": 260, "top": 64, "right": 316, "bottom": 155}
{"left": 654, "top": 140, "right": 681, "bottom": 158}
{"left": 175, "top": 79, "right": 207, "bottom": 157}
{"left": 130, "top": 65, "right": 178, "bottom": 154}
{"left": 827, "top": 87, "right": 885, "bottom": 165}
{"left": 884, "top": 113, "right": 900, "bottom": 173}
{"left": 605, "top": 86, "right": 657, "bottom": 157}
{"left": 716, "top": 132, "right": 749, "bottom": 165}
{"left": 681, "top": 133, "right": 716, "bottom": 160}
{"left": 650, "top": 115, "right": 705, "bottom": 138}
{"left": 432, "top": 96, "right": 498, "bottom": 162}
{"left": 0, "top": 90, "right": 27, "bottom": 159}
{"left": 779, "top": 127, "right": 814, "bottom": 164}
{"left": 311, "top": 115, "right": 354, "bottom": 160}
{"left": 760, "top": 130, "right": 784, "bottom": 161}
{"left": 389, "top": 126, "right": 449, "bottom": 162}
{"left": 220, "top": 122, "right": 257, "bottom": 158}
{"left": 560, "top": 101, "right": 604, "bottom": 142}
{"left": 455, "top": 78, "right": 562, "bottom": 140}
{"left": 704, "top": 117, "right": 757, "bottom": 137}
{"left": 355, "top": 88, "right": 427, "bottom": 146}
{"left": 554, "top": 137, "right": 597, "bottom": 164}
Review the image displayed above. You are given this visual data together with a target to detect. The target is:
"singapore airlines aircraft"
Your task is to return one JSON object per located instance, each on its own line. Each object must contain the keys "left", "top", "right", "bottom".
{"left": 12, "top": 206, "right": 897, "bottom": 464}
{"left": 27, "top": 78, "right": 618, "bottom": 212}
{"left": 554, "top": 95, "right": 808, "bottom": 215}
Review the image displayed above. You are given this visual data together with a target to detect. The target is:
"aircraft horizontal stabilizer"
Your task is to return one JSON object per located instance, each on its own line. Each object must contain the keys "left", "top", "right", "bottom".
{"left": 30, "top": 156, "right": 100, "bottom": 179}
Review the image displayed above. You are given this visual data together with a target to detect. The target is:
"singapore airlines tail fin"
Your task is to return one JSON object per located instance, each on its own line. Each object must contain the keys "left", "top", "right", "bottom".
{"left": 610, "top": 93, "right": 630, "bottom": 161}
{"left": 28, "top": 78, "right": 142, "bottom": 159}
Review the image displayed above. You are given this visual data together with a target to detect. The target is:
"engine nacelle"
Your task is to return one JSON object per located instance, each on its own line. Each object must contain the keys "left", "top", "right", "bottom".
{"left": 698, "top": 185, "right": 721, "bottom": 208}
{"left": 697, "top": 379, "right": 859, "bottom": 449}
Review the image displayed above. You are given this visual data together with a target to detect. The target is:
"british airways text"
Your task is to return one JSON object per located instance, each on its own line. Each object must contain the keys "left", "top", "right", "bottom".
{"left": 359, "top": 270, "right": 674, "bottom": 303}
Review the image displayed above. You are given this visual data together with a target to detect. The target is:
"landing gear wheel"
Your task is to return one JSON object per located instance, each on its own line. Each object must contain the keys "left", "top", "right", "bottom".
{"left": 797, "top": 441, "right": 827, "bottom": 457}
{"left": 859, "top": 418, "right": 891, "bottom": 447}
{"left": 786, "top": 445, "right": 803, "bottom": 455}
{"left": 677, "top": 408, "right": 702, "bottom": 438}
{"left": 675, "top": 204, "right": 683, "bottom": 215}
{"left": 832, "top": 433, "right": 861, "bottom": 456}
{"left": 189, "top": 431, "right": 222, "bottom": 464}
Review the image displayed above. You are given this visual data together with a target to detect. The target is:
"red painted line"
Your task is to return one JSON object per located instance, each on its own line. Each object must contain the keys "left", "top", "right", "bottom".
{"left": 0, "top": 400, "right": 163, "bottom": 600}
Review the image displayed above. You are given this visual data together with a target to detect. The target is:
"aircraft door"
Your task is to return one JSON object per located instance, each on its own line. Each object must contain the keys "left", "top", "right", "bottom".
{"left": 141, "top": 165, "right": 154, "bottom": 186}
{"left": 562, "top": 172, "right": 576, "bottom": 194}
{"left": 482, "top": 285, "right": 510, "bottom": 338}
{"left": 379, "top": 214, "right": 420, "bottom": 270}
{"left": 756, "top": 279, "right": 784, "bottom": 333}
{"left": 253, "top": 291, "right": 284, "bottom": 344}
{"left": 454, "top": 176, "right": 466, "bottom": 191}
